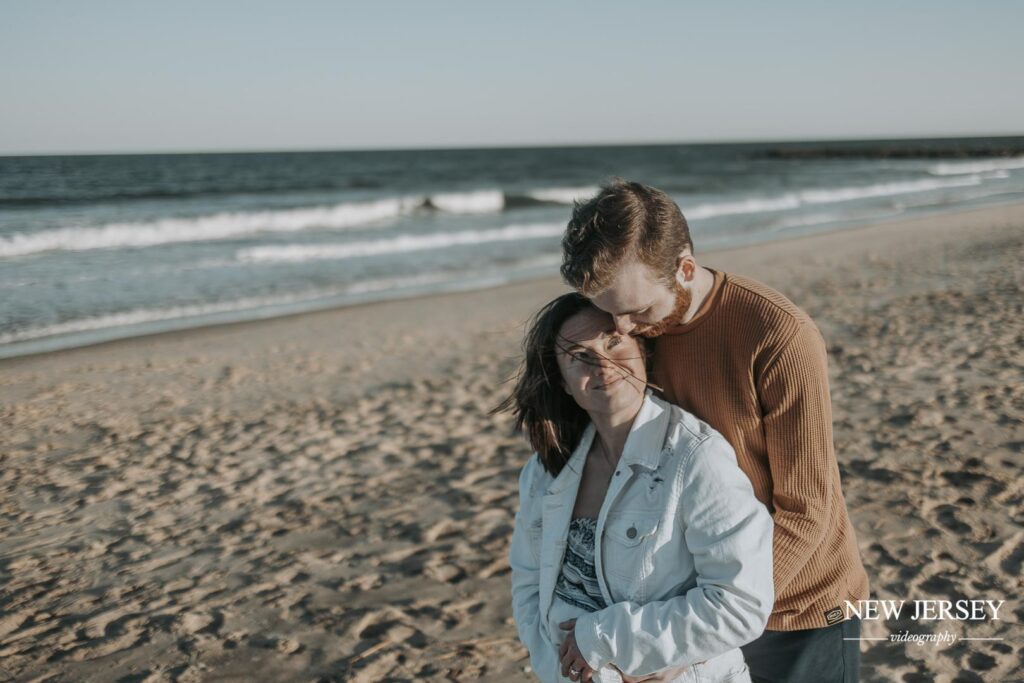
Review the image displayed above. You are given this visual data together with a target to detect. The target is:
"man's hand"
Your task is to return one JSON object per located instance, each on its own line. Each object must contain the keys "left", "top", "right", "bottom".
{"left": 558, "top": 619, "right": 595, "bottom": 681}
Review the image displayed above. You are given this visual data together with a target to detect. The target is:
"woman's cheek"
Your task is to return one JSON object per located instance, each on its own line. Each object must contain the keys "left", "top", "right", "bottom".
{"left": 566, "top": 370, "right": 587, "bottom": 394}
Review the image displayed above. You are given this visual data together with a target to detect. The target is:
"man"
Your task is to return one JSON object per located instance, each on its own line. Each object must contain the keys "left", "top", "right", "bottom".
{"left": 557, "top": 179, "right": 869, "bottom": 683}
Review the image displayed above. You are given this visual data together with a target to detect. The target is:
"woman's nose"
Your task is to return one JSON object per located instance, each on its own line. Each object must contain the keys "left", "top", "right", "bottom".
{"left": 592, "top": 356, "right": 618, "bottom": 377}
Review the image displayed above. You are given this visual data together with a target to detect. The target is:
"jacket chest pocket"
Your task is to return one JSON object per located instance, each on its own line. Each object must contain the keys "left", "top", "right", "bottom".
{"left": 601, "top": 513, "right": 661, "bottom": 589}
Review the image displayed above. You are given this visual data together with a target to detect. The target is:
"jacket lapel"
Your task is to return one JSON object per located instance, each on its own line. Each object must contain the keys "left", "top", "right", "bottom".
{"left": 538, "top": 423, "right": 594, "bottom": 623}
{"left": 593, "top": 391, "right": 671, "bottom": 604}
{"left": 536, "top": 391, "right": 672, "bottom": 622}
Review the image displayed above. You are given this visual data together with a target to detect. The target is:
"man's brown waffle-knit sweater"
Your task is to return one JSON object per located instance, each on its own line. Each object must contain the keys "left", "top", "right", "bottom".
{"left": 651, "top": 268, "right": 869, "bottom": 631}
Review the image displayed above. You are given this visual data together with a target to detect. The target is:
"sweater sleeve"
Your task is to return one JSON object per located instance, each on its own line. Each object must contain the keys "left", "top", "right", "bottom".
{"left": 756, "top": 321, "right": 835, "bottom": 595}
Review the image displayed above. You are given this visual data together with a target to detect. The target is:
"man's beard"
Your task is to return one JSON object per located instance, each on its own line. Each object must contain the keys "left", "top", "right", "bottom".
{"left": 633, "top": 280, "right": 692, "bottom": 338}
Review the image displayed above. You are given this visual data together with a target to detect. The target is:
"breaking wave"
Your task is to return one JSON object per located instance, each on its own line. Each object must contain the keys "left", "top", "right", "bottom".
{"left": 236, "top": 223, "right": 564, "bottom": 264}
{"left": 0, "top": 190, "right": 509, "bottom": 259}
{"left": 928, "top": 157, "right": 1024, "bottom": 176}
{"left": 684, "top": 175, "right": 987, "bottom": 220}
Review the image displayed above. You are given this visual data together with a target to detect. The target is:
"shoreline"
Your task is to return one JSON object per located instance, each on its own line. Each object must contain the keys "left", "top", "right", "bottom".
{"left": 3, "top": 199, "right": 1023, "bottom": 369}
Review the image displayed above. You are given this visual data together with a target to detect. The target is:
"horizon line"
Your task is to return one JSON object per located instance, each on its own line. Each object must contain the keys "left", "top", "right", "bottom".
{"left": 3, "top": 131, "right": 1024, "bottom": 159}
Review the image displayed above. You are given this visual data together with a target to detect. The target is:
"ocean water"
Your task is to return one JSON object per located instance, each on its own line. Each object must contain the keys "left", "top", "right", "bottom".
{"left": 2, "top": 138, "right": 1024, "bottom": 358}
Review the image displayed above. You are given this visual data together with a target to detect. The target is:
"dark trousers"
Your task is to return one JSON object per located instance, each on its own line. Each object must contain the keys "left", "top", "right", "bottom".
{"left": 740, "top": 618, "right": 861, "bottom": 683}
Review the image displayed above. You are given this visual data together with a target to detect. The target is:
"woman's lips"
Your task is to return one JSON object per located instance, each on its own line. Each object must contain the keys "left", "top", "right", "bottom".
{"left": 595, "top": 375, "right": 623, "bottom": 391}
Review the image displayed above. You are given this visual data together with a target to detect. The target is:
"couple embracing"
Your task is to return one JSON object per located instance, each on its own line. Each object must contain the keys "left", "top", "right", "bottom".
{"left": 502, "top": 180, "right": 870, "bottom": 683}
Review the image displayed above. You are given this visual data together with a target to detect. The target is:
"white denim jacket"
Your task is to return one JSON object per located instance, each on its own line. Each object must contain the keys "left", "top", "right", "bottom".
{"left": 509, "top": 391, "right": 774, "bottom": 683}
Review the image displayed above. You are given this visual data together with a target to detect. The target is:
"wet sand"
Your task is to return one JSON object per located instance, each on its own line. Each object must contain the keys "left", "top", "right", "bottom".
{"left": 1, "top": 203, "right": 1022, "bottom": 682}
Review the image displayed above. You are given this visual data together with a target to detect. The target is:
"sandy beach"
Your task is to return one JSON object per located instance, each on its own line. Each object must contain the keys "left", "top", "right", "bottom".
{"left": 2, "top": 203, "right": 1022, "bottom": 682}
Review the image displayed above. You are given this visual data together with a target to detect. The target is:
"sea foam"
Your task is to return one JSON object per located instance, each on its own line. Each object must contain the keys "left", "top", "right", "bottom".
{"left": 235, "top": 223, "right": 564, "bottom": 264}
{"left": 0, "top": 289, "right": 348, "bottom": 346}
{"left": 524, "top": 186, "right": 600, "bottom": 204}
{"left": 427, "top": 189, "right": 505, "bottom": 213}
{"left": 684, "top": 175, "right": 986, "bottom": 220}
{"left": 0, "top": 254, "right": 565, "bottom": 348}
{"left": 0, "top": 190, "right": 509, "bottom": 258}
{"left": 928, "top": 157, "right": 1024, "bottom": 176}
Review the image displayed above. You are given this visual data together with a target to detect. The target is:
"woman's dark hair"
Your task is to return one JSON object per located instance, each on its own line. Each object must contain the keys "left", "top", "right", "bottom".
{"left": 494, "top": 292, "right": 652, "bottom": 477}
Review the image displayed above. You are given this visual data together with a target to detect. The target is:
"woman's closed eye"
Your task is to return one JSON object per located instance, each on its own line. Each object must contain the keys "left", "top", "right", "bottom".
{"left": 570, "top": 350, "right": 592, "bottom": 363}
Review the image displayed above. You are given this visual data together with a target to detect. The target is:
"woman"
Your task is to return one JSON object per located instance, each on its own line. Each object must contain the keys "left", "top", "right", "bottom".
{"left": 501, "top": 293, "right": 774, "bottom": 683}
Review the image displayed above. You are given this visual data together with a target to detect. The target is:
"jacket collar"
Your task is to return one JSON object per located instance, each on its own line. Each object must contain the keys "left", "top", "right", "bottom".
{"left": 619, "top": 389, "right": 671, "bottom": 469}
{"left": 545, "top": 389, "right": 669, "bottom": 495}
{"left": 542, "top": 422, "right": 593, "bottom": 495}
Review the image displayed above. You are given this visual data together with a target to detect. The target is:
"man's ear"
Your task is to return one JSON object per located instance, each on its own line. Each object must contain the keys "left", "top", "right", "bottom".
{"left": 675, "top": 250, "right": 696, "bottom": 283}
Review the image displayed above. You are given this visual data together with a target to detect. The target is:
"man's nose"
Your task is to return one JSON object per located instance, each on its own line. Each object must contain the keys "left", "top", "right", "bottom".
{"left": 612, "top": 315, "right": 634, "bottom": 334}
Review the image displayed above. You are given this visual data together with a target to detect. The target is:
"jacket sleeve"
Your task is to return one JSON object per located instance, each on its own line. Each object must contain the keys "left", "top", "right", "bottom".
{"left": 757, "top": 321, "right": 835, "bottom": 595}
{"left": 572, "top": 435, "right": 774, "bottom": 676}
{"left": 509, "top": 455, "right": 562, "bottom": 683}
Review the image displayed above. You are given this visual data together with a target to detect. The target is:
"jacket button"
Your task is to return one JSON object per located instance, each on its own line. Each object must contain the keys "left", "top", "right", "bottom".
{"left": 626, "top": 526, "right": 637, "bottom": 539}
{"left": 615, "top": 471, "right": 620, "bottom": 476}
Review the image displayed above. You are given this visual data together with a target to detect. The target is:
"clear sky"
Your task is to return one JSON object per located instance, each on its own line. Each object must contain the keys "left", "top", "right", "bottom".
{"left": 2, "top": 0, "right": 1022, "bottom": 155}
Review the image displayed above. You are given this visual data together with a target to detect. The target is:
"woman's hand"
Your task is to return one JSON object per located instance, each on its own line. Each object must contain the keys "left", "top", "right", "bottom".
{"left": 559, "top": 617, "right": 691, "bottom": 682}
{"left": 558, "top": 619, "right": 595, "bottom": 681}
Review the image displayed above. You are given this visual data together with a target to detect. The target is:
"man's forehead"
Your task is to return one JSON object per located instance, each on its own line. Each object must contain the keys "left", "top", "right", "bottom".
{"left": 591, "top": 261, "right": 659, "bottom": 310}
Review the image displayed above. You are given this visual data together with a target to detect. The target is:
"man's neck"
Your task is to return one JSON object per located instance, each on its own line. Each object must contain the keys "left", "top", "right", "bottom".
{"left": 681, "top": 265, "right": 716, "bottom": 324}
